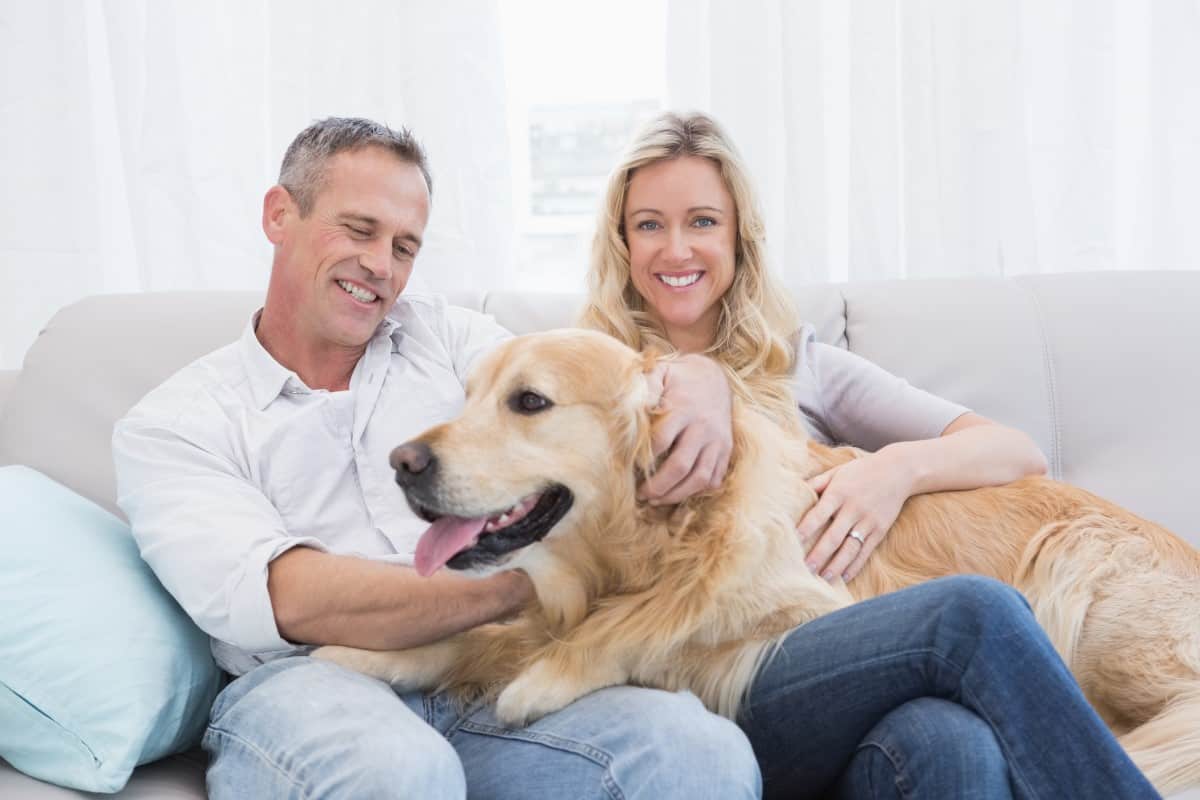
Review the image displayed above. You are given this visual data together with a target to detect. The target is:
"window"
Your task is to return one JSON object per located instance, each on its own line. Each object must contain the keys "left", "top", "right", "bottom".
{"left": 499, "top": 0, "right": 667, "bottom": 289}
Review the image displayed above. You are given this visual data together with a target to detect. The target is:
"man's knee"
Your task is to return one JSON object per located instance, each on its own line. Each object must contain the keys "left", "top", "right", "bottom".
{"left": 615, "top": 689, "right": 760, "bottom": 799}
{"left": 205, "top": 656, "right": 466, "bottom": 799}
{"left": 342, "top": 731, "right": 466, "bottom": 798}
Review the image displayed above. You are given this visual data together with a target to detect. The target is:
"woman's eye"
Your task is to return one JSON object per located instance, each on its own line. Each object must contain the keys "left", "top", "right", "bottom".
{"left": 693, "top": 217, "right": 716, "bottom": 228}
{"left": 636, "top": 220, "right": 661, "bottom": 232}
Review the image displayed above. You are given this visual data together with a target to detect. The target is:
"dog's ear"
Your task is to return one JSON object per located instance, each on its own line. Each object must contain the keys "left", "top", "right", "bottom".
{"left": 640, "top": 348, "right": 668, "bottom": 410}
{"left": 613, "top": 352, "right": 664, "bottom": 481}
{"left": 640, "top": 347, "right": 662, "bottom": 373}
{"left": 631, "top": 405, "right": 660, "bottom": 482}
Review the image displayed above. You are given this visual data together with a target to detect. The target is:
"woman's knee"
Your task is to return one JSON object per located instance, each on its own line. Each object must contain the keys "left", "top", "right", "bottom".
{"left": 838, "top": 698, "right": 1011, "bottom": 800}
{"left": 928, "top": 575, "right": 1037, "bottom": 636}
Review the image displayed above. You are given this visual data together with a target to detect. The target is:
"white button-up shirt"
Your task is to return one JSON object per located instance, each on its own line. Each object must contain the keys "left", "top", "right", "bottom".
{"left": 113, "top": 294, "right": 509, "bottom": 674}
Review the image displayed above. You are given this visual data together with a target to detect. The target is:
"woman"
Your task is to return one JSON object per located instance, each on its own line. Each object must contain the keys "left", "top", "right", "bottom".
{"left": 581, "top": 112, "right": 1159, "bottom": 799}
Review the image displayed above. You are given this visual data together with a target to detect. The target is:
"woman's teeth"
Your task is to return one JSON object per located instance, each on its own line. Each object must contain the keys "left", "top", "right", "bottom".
{"left": 337, "top": 280, "right": 378, "bottom": 303}
{"left": 657, "top": 273, "right": 702, "bottom": 288}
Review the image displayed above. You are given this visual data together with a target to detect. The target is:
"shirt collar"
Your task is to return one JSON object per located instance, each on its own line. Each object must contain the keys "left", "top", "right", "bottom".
{"left": 238, "top": 309, "right": 403, "bottom": 410}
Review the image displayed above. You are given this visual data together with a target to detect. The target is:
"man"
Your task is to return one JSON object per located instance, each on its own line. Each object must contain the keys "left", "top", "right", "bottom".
{"left": 113, "top": 117, "right": 759, "bottom": 798}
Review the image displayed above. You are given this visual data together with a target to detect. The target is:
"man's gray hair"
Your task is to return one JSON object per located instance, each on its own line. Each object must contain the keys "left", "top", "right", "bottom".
{"left": 278, "top": 117, "right": 432, "bottom": 215}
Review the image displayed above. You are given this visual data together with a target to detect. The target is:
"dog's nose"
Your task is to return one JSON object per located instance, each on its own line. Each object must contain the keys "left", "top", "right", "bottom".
{"left": 390, "top": 441, "right": 436, "bottom": 487}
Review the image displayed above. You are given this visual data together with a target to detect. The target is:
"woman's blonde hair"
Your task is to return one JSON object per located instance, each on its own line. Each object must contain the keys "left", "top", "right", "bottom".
{"left": 580, "top": 111, "right": 801, "bottom": 424}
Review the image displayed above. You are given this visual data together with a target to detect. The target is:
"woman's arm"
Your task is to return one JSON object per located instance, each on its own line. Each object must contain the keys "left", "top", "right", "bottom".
{"left": 799, "top": 413, "right": 1047, "bottom": 582}
{"left": 888, "top": 412, "right": 1048, "bottom": 495}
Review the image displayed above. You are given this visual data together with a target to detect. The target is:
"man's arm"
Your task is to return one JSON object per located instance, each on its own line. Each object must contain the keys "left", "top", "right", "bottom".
{"left": 114, "top": 411, "right": 532, "bottom": 658}
{"left": 268, "top": 547, "right": 532, "bottom": 650}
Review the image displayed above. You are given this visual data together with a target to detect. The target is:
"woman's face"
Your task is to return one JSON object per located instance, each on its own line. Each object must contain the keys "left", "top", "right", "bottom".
{"left": 623, "top": 156, "right": 737, "bottom": 352}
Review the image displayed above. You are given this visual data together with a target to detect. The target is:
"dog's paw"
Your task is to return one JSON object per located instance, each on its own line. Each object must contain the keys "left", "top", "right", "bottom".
{"left": 495, "top": 661, "right": 582, "bottom": 727}
{"left": 310, "top": 645, "right": 390, "bottom": 677}
{"left": 311, "top": 644, "right": 448, "bottom": 691}
{"left": 311, "top": 644, "right": 365, "bottom": 670}
{"left": 495, "top": 657, "right": 627, "bottom": 728}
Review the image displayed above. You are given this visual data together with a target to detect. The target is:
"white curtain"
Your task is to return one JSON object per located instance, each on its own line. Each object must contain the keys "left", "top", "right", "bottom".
{"left": 0, "top": 0, "right": 514, "bottom": 369}
{"left": 666, "top": 0, "right": 1200, "bottom": 285}
{"left": 4, "top": 2, "right": 1199, "bottom": 369}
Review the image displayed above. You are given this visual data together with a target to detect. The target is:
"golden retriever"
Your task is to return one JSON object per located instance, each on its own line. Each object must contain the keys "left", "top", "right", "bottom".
{"left": 315, "top": 329, "right": 1200, "bottom": 796}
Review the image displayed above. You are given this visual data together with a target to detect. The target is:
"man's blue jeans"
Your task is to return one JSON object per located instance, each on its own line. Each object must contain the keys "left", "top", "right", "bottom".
{"left": 203, "top": 576, "right": 1158, "bottom": 798}
{"left": 203, "top": 656, "right": 760, "bottom": 798}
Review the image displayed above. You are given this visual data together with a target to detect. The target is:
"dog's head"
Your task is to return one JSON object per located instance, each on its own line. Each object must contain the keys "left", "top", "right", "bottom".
{"left": 393, "top": 329, "right": 659, "bottom": 577}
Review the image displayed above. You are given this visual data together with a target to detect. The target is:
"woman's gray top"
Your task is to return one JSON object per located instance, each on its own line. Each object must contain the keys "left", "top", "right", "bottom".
{"left": 791, "top": 324, "right": 970, "bottom": 452}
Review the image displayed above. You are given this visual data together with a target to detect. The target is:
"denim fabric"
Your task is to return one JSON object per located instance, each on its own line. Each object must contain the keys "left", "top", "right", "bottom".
{"left": 836, "top": 698, "right": 1012, "bottom": 799}
{"left": 203, "top": 656, "right": 760, "bottom": 799}
{"left": 741, "top": 575, "right": 1159, "bottom": 800}
{"left": 202, "top": 575, "right": 1159, "bottom": 799}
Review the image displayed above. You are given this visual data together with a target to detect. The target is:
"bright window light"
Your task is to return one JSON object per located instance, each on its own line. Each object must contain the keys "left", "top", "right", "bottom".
{"left": 499, "top": 0, "right": 667, "bottom": 290}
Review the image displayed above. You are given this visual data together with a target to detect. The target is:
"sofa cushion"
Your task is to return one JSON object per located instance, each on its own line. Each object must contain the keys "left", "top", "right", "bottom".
{"left": 837, "top": 277, "right": 1055, "bottom": 471}
{"left": 1014, "top": 271, "right": 1200, "bottom": 536}
{"left": 0, "top": 293, "right": 263, "bottom": 518}
{"left": 0, "top": 466, "right": 222, "bottom": 793}
{"left": 0, "top": 370, "right": 16, "bottom": 415}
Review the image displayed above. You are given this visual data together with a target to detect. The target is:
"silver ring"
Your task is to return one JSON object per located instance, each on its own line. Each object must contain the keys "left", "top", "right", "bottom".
{"left": 848, "top": 529, "right": 866, "bottom": 545}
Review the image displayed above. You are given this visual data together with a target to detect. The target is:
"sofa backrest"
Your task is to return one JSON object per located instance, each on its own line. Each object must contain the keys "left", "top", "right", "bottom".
{"left": 0, "top": 371, "right": 16, "bottom": 414}
{"left": 0, "top": 273, "right": 1196, "bottom": 544}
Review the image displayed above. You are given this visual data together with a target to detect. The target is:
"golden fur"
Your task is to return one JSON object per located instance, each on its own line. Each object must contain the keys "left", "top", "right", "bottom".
{"left": 316, "top": 330, "right": 1200, "bottom": 795}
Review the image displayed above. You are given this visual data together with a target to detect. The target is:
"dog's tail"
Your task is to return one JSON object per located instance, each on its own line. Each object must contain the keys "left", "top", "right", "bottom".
{"left": 1012, "top": 514, "right": 1120, "bottom": 668}
{"left": 1014, "top": 513, "right": 1200, "bottom": 794}
{"left": 1119, "top": 685, "right": 1200, "bottom": 796}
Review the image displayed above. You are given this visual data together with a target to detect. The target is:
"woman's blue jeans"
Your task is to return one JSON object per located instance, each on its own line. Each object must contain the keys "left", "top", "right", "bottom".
{"left": 742, "top": 575, "right": 1158, "bottom": 799}
{"left": 202, "top": 575, "right": 1158, "bottom": 799}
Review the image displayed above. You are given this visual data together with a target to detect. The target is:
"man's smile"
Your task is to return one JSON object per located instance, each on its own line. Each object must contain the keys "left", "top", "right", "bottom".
{"left": 335, "top": 279, "right": 380, "bottom": 304}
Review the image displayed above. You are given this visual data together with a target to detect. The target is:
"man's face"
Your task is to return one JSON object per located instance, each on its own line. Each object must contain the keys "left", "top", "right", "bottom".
{"left": 270, "top": 146, "right": 431, "bottom": 349}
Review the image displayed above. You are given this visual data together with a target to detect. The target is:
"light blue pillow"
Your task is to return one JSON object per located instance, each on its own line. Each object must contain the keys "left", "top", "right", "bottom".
{"left": 0, "top": 466, "right": 222, "bottom": 792}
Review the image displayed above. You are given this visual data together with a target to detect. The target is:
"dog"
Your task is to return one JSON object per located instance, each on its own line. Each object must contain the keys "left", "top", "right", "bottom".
{"left": 315, "top": 328, "right": 1200, "bottom": 795}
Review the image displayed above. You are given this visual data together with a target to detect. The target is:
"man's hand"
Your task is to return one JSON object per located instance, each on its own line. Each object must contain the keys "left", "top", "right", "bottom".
{"left": 638, "top": 354, "right": 733, "bottom": 505}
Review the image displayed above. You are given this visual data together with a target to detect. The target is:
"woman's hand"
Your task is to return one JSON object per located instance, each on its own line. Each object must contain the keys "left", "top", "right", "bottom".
{"left": 797, "top": 450, "right": 917, "bottom": 582}
{"left": 798, "top": 415, "right": 1047, "bottom": 582}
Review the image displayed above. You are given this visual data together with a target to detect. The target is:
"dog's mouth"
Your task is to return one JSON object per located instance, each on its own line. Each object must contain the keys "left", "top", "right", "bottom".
{"left": 409, "top": 485, "right": 574, "bottom": 576}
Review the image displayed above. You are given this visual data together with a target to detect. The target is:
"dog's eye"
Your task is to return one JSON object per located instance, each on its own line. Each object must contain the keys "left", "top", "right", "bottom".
{"left": 509, "top": 390, "right": 552, "bottom": 415}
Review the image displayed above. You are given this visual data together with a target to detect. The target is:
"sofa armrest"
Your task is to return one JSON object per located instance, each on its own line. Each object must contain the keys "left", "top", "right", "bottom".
{"left": 0, "top": 370, "right": 17, "bottom": 418}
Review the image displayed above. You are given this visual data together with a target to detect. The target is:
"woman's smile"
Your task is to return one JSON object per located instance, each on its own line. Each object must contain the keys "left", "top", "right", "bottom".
{"left": 624, "top": 156, "right": 737, "bottom": 352}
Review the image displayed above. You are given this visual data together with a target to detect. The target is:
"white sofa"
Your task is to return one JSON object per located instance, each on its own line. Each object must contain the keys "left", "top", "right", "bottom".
{"left": 1, "top": 272, "right": 1197, "bottom": 798}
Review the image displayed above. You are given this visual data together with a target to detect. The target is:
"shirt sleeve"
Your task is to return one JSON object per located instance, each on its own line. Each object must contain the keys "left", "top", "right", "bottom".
{"left": 113, "top": 404, "right": 329, "bottom": 658}
{"left": 441, "top": 302, "right": 512, "bottom": 382}
{"left": 793, "top": 325, "right": 970, "bottom": 452}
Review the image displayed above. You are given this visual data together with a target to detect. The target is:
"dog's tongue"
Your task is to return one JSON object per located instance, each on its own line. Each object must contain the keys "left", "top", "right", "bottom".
{"left": 414, "top": 515, "right": 488, "bottom": 577}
